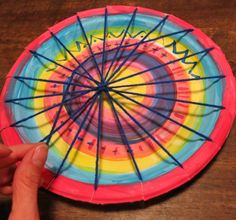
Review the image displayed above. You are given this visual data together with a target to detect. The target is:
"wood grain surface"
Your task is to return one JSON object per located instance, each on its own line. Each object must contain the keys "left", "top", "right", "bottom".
{"left": 0, "top": 0, "right": 235, "bottom": 219}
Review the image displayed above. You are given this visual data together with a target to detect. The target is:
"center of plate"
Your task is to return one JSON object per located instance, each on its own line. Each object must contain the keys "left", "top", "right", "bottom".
{"left": 63, "top": 48, "right": 176, "bottom": 144}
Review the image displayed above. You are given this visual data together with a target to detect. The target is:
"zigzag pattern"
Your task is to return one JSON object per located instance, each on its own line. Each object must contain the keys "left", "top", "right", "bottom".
{"left": 166, "top": 40, "right": 201, "bottom": 78}
{"left": 48, "top": 29, "right": 210, "bottom": 78}
{"left": 74, "top": 30, "right": 147, "bottom": 51}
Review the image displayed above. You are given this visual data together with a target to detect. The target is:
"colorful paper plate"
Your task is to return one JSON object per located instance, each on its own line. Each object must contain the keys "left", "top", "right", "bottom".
{"left": 0, "top": 6, "right": 235, "bottom": 204}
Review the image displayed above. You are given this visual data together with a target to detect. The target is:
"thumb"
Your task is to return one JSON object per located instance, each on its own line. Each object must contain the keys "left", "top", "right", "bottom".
{"left": 9, "top": 143, "right": 48, "bottom": 220}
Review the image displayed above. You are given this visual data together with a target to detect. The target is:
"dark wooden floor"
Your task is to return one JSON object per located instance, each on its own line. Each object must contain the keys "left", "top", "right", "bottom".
{"left": 0, "top": 0, "right": 236, "bottom": 219}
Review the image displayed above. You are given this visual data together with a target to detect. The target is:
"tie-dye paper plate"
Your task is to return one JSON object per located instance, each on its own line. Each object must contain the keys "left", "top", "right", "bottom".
{"left": 0, "top": 6, "right": 235, "bottom": 204}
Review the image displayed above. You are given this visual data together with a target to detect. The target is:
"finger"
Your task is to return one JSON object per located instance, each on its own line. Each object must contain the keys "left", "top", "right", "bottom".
{"left": 9, "top": 143, "right": 42, "bottom": 160}
{"left": 0, "top": 165, "right": 16, "bottom": 187}
{"left": 0, "top": 185, "right": 12, "bottom": 195}
{"left": 0, "top": 144, "right": 12, "bottom": 158}
{"left": 9, "top": 143, "right": 48, "bottom": 220}
{"left": 0, "top": 156, "right": 17, "bottom": 169}
{"left": 0, "top": 143, "right": 43, "bottom": 168}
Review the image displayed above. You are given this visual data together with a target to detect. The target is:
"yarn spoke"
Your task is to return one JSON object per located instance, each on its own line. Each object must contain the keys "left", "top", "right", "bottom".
{"left": 104, "top": 89, "right": 143, "bottom": 181}
{"left": 110, "top": 88, "right": 213, "bottom": 141}
{"left": 108, "top": 48, "right": 213, "bottom": 86}
{"left": 94, "top": 93, "right": 103, "bottom": 190}
{"left": 46, "top": 70, "right": 83, "bottom": 145}
{"left": 107, "top": 92, "right": 183, "bottom": 168}
{"left": 14, "top": 76, "right": 94, "bottom": 89}
{"left": 100, "top": 7, "right": 108, "bottom": 79}
{"left": 111, "top": 89, "right": 224, "bottom": 109}
{"left": 109, "top": 75, "right": 225, "bottom": 89}
{"left": 106, "top": 15, "right": 169, "bottom": 83}
{"left": 104, "top": 8, "right": 137, "bottom": 80}
{"left": 77, "top": 15, "right": 103, "bottom": 81}
{"left": 49, "top": 30, "right": 100, "bottom": 85}
{"left": 5, "top": 89, "right": 93, "bottom": 103}
{"left": 41, "top": 92, "right": 98, "bottom": 142}
{"left": 45, "top": 28, "right": 192, "bottom": 81}
{"left": 79, "top": 29, "right": 193, "bottom": 70}
{"left": 46, "top": 92, "right": 99, "bottom": 188}
{"left": 29, "top": 50, "right": 98, "bottom": 85}
{"left": 9, "top": 89, "right": 93, "bottom": 128}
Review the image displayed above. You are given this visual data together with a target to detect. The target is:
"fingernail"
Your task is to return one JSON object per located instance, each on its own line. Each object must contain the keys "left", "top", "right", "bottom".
{"left": 32, "top": 144, "right": 48, "bottom": 168}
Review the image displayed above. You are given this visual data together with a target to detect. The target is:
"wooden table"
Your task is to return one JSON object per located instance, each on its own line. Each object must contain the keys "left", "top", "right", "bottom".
{"left": 0, "top": 0, "right": 235, "bottom": 219}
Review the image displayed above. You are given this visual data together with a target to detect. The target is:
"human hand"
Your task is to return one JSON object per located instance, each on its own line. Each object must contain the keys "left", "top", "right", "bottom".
{"left": 0, "top": 143, "right": 48, "bottom": 220}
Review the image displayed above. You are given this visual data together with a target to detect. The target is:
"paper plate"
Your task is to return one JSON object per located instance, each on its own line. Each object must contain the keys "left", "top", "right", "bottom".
{"left": 0, "top": 6, "right": 235, "bottom": 204}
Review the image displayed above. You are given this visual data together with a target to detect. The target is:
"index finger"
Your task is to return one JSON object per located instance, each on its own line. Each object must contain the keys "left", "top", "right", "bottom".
{"left": 0, "top": 143, "right": 45, "bottom": 168}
